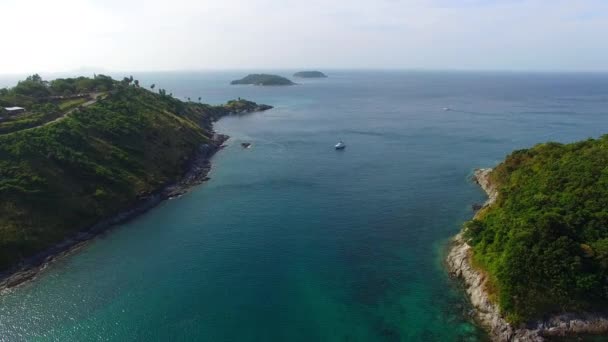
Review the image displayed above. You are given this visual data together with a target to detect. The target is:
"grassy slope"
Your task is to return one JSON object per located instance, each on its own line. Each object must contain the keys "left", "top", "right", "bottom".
{"left": 465, "top": 136, "right": 608, "bottom": 323}
{"left": 58, "top": 97, "right": 89, "bottom": 111}
{"left": 0, "top": 86, "right": 243, "bottom": 269}
{"left": 0, "top": 111, "right": 63, "bottom": 134}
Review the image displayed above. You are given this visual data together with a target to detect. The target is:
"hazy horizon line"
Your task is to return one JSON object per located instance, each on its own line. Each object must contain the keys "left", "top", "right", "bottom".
{"left": 2, "top": 67, "right": 608, "bottom": 78}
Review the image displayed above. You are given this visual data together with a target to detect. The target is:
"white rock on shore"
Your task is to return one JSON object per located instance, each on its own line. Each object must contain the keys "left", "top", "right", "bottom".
{"left": 446, "top": 168, "right": 608, "bottom": 341}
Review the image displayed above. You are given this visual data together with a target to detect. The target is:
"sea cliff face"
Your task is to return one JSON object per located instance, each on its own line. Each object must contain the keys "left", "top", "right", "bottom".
{"left": 446, "top": 169, "right": 542, "bottom": 341}
{"left": 446, "top": 169, "right": 608, "bottom": 341}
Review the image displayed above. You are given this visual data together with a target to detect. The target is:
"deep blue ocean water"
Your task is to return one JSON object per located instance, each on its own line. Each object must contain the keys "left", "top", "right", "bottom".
{"left": 1, "top": 71, "right": 608, "bottom": 341}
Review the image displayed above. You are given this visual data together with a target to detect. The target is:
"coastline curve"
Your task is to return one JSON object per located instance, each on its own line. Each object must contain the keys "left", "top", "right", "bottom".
{"left": 446, "top": 168, "right": 608, "bottom": 341}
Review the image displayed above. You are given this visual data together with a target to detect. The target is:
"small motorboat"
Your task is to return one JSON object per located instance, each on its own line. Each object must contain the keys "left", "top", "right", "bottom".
{"left": 335, "top": 140, "right": 346, "bottom": 150}
{"left": 443, "top": 107, "right": 451, "bottom": 111}
{"left": 241, "top": 142, "right": 252, "bottom": 148}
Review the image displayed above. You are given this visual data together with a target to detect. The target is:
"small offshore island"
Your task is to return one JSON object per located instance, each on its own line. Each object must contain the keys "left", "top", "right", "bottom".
{"left": 448, "top": 137, "right": 608, "bottom": 341}
{"left": 293, "top": 71, "right": 327, "bottom": 78}
{"left": 230, "top": 74, "right": 295, "bottom": 86}
{"left": 0, "top": 74, "right": 271, "bottom": 288}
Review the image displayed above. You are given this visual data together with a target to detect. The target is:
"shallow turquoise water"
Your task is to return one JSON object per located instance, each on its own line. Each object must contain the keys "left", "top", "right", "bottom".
{"left": 1, "top": 71, "right": 608, "bottom": 341}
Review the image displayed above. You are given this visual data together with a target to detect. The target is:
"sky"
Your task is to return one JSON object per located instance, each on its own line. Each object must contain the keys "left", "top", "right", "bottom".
{"left": 1, "top": 0, "right": 607, "bottom": 74}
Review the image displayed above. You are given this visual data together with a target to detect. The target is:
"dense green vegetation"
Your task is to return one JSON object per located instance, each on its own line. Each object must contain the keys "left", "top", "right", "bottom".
{"left": 0, "top": 74, "right": 113, "bottom": 108}
{"left": 0, "top": 76, "right": 269, "bottom": 270}
{"left": 464, "top": 136, "right": 608, "bottom": 323}
{"left": 230, "top": 74, "right": 295, "bottom": 86}
{"left": 293, "top": 71, "right": 327, "bottom": 78}
{"left": 0, "top": 109, "right": 63, "bottom": 134}
{"left": 0, "top": 74, "right": 116, "bottom": 134}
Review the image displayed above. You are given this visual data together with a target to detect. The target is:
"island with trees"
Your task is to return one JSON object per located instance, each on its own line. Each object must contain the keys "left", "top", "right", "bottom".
{"left": 0, "top": 75, "right": 271, "bottom": 286}
{"left": 230, "top": 74, "right": 295, "bottom": 86}
{"left": 448, "top": 136, "right": 608, "bottom": 340}
{"left": 293, "top": 71, "right": 327, "bottom": 78}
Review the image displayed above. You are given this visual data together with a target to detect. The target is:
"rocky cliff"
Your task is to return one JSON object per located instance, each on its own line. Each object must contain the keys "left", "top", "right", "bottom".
{"left": 446, "top": 168, "right": 608, "bottom": 341}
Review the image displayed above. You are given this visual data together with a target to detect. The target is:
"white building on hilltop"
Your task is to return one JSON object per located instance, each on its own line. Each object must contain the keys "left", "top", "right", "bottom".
{"left": 3, "top": 107, "right": 26, "bottom": 116}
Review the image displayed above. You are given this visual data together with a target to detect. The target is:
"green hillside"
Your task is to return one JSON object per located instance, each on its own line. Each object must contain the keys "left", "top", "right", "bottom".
{"left": 464, "top": 136, "right": 608, "bottom": 323}
{"left": 0, "top": 76, "right": 269, "bottom": 270}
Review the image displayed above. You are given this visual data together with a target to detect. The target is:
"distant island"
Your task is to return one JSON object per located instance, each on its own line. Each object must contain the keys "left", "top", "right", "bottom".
{"left": 447, "top": 137, "right": 608, "bottom": 340}
{"left": 293, "top": 71, "right": 327, "bottom": 78}
{"left": 0, "top": 74, "right": 272, "bottom": 287}
{"left": 230, "top": 74, "right": 295, "bottom": 86}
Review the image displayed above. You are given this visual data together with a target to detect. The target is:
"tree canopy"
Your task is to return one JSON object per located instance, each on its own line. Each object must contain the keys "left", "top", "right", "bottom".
{"left": 465, "top": 136, "right": 608, "bottom": 323}
{"left": 0, "top": 74, "right": 116, "bottom": 108}
{"left": 0, "top": 76, "right": 269, "bottom": 270}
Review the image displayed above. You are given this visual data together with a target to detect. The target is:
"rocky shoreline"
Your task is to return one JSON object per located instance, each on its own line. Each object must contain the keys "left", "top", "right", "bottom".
{"left": 0, "top": 133, "right": 229, "bottom": 294}
{"left": 446, "top": 168, "right": 608, "bottom": 341}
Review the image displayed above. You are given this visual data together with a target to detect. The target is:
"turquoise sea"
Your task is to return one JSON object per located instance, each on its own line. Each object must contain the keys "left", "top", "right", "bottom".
{"left": 1, "top": 71, "right": 608, "bottom": 341}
